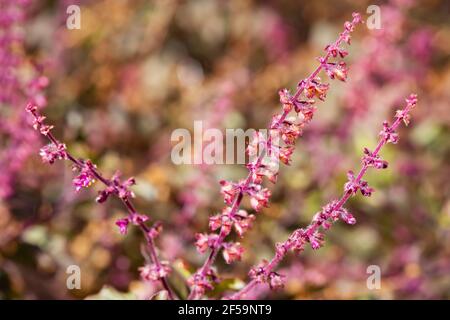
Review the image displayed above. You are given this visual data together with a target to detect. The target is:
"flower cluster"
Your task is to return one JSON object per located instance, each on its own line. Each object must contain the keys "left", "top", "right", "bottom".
{"left": 139, "top": 262, "right": 172, "bottom": 281}
{"left": 362, "top": 148, "right": 389, "bottom": 169}
{"left": 344, "top": 170, "right": 374, "bottom": 197}
{"left": 187, "top": 12, "right": 363, "bottom": 300}
{"left": 39, "top": 143, "right": 67, "bottom": 164}
{"left": 230, "top": 94, "right": 418, "bottom": 300}
{"left": 249, "top": 260, "right": 285, "bottom": 290}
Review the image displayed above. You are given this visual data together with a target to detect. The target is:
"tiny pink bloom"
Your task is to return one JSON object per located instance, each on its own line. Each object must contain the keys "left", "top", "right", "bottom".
{"left": 379, "top": 121, "right": 399, "bottom": 144}
{"left": 362, "top": 148, "right": 388, "bottom": 169}
{"left": 95, "top": 186, "right": 115, "bottom": 203}
{"left": 222, "top": 242, "right": 244, "bottom": 264}
{"left": 130, "top": 213, "right": 149, "bottom": 225}
{"left": 305, "top": 78, "right": 329, "bottom": 101}
{"left": 115, "top": 218, "right": 130, "bottom": 235}
{"left": 39, "top": 143, "right": 67, "bottom": 164}
{"left": 73, "top": 170, "right": 95, "bottom": 192}
{"left": 148, "top": 221, "right": 163, "bottom": 239}
{"left": 279, "top": 146, "right": 294, "bottom": 165}
{"left": 324, "top": 44, "right": 348, "bottom": 58}
{"left": 139, "top": 261, "right": 171, "bottom": 281}
{"left": 195, "top": 233, "right": 209, "bottom": 253}
{"left": 269, "top": 272, "right": 285, "bottom": 290}
{"left": 187, "top": 273, "right": 214, "bottom": 295}
{"left": 246, "top": 131, "right": 267, "bottom": 157}
{"left": 309, "top": 232, "right": 325, "bottom": 250}
{"left": 219, "top": 180, "right": 240, "bottom": 205}
{"left": 339, "top": 208, "right": 356, "bottom": 225}
{"left": 209, "top": 214, "right": 222, "bottom": 231}
{"left": 278, "top": 88, "right": 294, "bottom": 112}
{"left": 195, "top": 233, "right": 218, "bottom": 254}
{"left": 248, "top": 260, "right": 268, "bottom": 283}
{"left": 248, "top": 185, "right": 271, "bottom": 212}
{"left": 324, "top": 61, "right": 348, "bottom": 82}
{"left": 25, "top": 102, "right": 37, "bottom": 113}
{"left": 234, "top": 213, "right": 255, "bottom": 237}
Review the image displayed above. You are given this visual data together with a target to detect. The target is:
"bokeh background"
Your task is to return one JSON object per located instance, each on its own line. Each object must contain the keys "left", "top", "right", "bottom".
{"left": 0, "top": 0, "right": 449, "bottom": 299}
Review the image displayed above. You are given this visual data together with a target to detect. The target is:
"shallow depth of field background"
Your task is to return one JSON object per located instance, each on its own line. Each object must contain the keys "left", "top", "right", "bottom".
{"left": 0, "top": 0, "right": 449, "bottom": 299}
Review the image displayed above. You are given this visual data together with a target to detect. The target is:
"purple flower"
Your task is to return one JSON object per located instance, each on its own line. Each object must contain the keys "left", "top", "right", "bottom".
{"left": 362, "top": 148, "right": 388, "bottom": 169}
{"left": 139, "top": 262, "right": 171, "bottom": 281}
{"left": 222, "top": 242, "right": 244, "bottom": 264}
{"left": 338, "top": 208, "right": 356, "bottom": 225}
{"left": 344, "top": 170, "right": 374, "bottom": 197}
{"left": 115, "top": 218, "right": 130, "bottom": 235}
{"left": 195, "top": 233, "right": 218, "bottom": 253}
{"left": 73, "top": 169, "right": 95, "bottom": 192}
{"left": 130, "top": 213, "right": 149, "bottom": 225}
{"left": 39, "top": 143, "right": 67, "bottom": 164}
{"left": 268, "top": 272, "right": 285, "bottom": 290}
{"left": 380, "top": 121, "right": 399, "bottom": 144}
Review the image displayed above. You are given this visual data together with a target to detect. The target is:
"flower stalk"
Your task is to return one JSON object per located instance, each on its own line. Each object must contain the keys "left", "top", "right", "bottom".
{"left": 229, "top": 94, "right": 418, "bottom": 299}
{"left": 25, "top": 104, "right": 177, "bottom": 300}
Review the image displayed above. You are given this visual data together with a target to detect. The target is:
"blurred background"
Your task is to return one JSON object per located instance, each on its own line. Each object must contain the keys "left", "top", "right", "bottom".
{"left": 0, "top": 0, "right": 449, "bottom": 299}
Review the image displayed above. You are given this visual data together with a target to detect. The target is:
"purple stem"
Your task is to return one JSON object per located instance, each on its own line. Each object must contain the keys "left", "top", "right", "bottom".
{"left": 27, "top": 109, "right": 177, "bottom": 300}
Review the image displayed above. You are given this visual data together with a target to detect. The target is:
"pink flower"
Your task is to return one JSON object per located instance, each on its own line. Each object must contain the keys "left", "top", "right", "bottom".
{"left": 338, "top": 208, "right": 356, "bottom": 225}
{"left": 195, "top": 233, "right": 218, "bottom": 253}
{"left": 379, "top": 121, "right": 399, "bottom": 144}
{"left": 304, "top": 78, "right": 329, "bottom": 101}
{"left": 268, "top": 272, "right": 285, "bottom": 290}
{"left": 324, "top": 44, "right": 348, "bottom": 58}
{"left": 309, "top": 232, "right": 325, "bottom": 250}
{"left": 395, "top": 109, "right": 411, "bottom": 126}
{"left": 279, "top": 146, "right": 294, "bottom": 165}
{"left": 39, "top": 143, "right": 67, "bottom": 164}
{"left": 187, "top": 273, "right": 215, "bottom": 296}
{"left": 130, "top": 213, "right": 149, "bottom": 225}
{"left": 278, "top": 88, "right": 294, "bottom": 112}
{"left": 208, "top": 208, "right": 233, "bottom": 234}
{"left": 148, "top": 221, "right": 163, "bottom": 239}
{"left": 73, "top": 169, "right": 95, "bottom": 192}
{"left": 115, "top": 218, "right": 130, "bottom": 235}
{"left": 234, "top": 211, "right": 255, "bottom": 237}
{"left": 219, "top": 180, "right": 240, "bottom": 205}
{"left": 247, "top": 185, "right": 271, "bottom": 212}
{"left": 209, "top": 214, "right": 223, "bottom": 231}
{"left": 139, "top": 261, "right": 171, "bottom": 281}
{"left": 246, "top": 131, "right": 267, "bottom": 157}
{"left": 248, "top": 260, "right": 268, "bottom": 283}
{"left": 277, "top": 117, "right": 303, "bottom": 145}
{"left": 323, "top": 61, "right": 348, "bottom": 82}
{"left": 247, "top": 160, "right": 278, "bottom": 184}
{"left": 362, "top": 148, "right": 388, "bottom": 169}
{"left": 222, "top": 242, "right": 244, "bottom": 264}
{"left": 344, "top": 170, "right": 374, "bottom": 197}
{"left": 95, "top": 186, "right": 116, "bottom": 203}
{"left": 25, "top": 102, "right": 37, "bottom": 113}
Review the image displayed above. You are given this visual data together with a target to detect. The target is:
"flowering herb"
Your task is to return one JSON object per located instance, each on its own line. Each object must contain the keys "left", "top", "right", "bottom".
{"left": 187, "top": 12, "right": 363, "bottom": 299}
{"left": 229, "top": 94, "right": 418, "bottom": 299}
{"left": 25, "top": 103, "right": 176, "bottom": 300}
